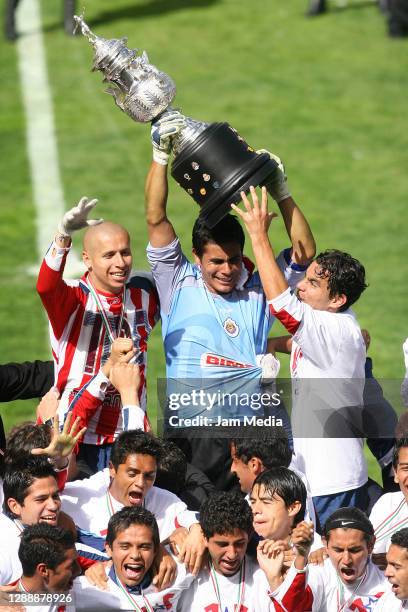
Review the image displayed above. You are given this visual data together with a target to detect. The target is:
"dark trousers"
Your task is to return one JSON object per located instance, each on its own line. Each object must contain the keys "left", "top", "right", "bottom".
{"left": 5, "top": 0, "right": 77, "bottom": 40}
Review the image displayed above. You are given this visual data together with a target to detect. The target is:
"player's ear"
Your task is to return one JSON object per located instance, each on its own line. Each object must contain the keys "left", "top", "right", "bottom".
{"left": 288, "top": 500, "right": 302, "bottom": 519}
{"left": 105, "top": 542, "right": 113, "bottom": 559}
{"left": 192, "top": 249, "right": 201, "bottom": 266}
{"left": 248, "top": 457, "right": 263, "bottom": 477}
{"left": 330, "top": 293, "right": 347, "bottom": 311}
{"left": 37, "top": 562, "right": 49, "bottom": 579}
{"left": 82, "top": 249, "right": 92, "bottom": 271}
{"left": 108, "top": 461, "right": 116, "bottom": 480}
{"left": 7, "top": 497, "right": 22, "bottom": 518}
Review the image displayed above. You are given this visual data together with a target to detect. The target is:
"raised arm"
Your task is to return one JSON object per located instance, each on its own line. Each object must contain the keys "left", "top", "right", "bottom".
{"left": 145, "top": 161, "right": 176, "bottom": 247}
{"left": 36, "top": 197, "right": 103, "bottom": 336}
{"left": 232, "top": 186, "right": 287, "bottom": 301}
{"left": 145, "top": 110, "right": 185, "bottom": 247}
{"left": 261, "top": 151, "right": 316, "bottom": 265}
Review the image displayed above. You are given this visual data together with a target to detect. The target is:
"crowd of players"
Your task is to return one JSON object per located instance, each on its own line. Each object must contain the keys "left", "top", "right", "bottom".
{"left": 0, "top": 110, "right": 408, "bottom": 610}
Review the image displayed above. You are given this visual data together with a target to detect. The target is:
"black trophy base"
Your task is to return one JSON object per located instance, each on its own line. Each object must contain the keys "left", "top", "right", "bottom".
{"left": 171, "top": 122, "right": 278, "bottom": 228}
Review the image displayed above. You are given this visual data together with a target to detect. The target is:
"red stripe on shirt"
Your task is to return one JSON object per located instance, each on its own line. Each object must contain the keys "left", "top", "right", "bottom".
{"left": 269, "top": 303, "right": 301, "bottom": 335}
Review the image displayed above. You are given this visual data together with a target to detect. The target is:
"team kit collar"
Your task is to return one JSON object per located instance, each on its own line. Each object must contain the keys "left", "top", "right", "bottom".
{"left": 109, "top": 565, "right": 154, "bottom": 611}
{"left": 336, "top": 564, "right": 369, "bottom": 612}
{"left": 374, "top": 498, "right": 408, "bottom": 544}
{"left": 209, "top": 557, "right": 246, "bottom": 611}
{"left": 85, "top": 276, "right": 126, "bottom": 343}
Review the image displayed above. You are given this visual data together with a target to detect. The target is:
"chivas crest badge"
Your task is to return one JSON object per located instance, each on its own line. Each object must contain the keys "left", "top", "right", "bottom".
{"left": 223, "top": 317, "right": 239, "bottom": 337}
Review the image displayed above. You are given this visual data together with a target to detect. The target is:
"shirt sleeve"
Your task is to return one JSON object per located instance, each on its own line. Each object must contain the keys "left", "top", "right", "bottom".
{"left": 146, "top": 238, "right": 191, "bottom": 315}
{"left": 268, "top": 288, "right": 342, "bottom": 369}
{"left": 276, "top": 248, "right": 308, "bottom": 290}
{"left": 68, "top": 371, "right": 110, "bottom": 431}
{"left": 36, "top": 241, "right": 82, "bottom": 339}
{"left": 369, "top": 495, "right": 389, "bottom": 554}
{"left": 268, "top": 563, "right": 323, "bottom": 612}
{"left": 0, "top": 360, "right": 54, "bottom": 402}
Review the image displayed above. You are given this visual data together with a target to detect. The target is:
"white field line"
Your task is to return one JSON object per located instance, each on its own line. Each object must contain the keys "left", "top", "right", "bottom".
{"left": 16, "top": 0, "right": 84, "bottom": 277}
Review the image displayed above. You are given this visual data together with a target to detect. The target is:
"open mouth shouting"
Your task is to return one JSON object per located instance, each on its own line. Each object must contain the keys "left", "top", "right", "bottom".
{"left": 128, "top": 490, "right": 144, "bottom": 506}
{"left": 339, "top": 566, "right": 357, "bottom": 583}
{"left": 123, "top": 561, "right": 145, "bottom": 582}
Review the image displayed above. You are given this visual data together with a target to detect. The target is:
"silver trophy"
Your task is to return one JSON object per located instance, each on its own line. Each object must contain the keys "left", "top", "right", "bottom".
{"left": 74, "top": 15, "right": 277, "bottom": 227}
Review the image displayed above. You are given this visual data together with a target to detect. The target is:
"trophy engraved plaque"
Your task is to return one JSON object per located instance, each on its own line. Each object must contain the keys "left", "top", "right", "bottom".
{"left": 74, "top": 16, "right": 277, "bottom": 228}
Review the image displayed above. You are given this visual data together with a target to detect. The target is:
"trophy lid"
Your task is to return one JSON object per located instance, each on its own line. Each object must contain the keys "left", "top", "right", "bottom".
{"left": 74, "top": 15, "right": 176, "bottom": 122}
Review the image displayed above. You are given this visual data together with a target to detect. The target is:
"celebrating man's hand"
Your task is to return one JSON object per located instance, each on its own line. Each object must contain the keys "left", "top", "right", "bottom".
{"left": 31, "top": 412, "right": 86, "bottom": 464}
{"left": 151, "top": 110, "right": 186, "bottom": 165}
{"left": 58, "top": 196, "right": 103, "bottom": 237}
{"left": 257, "top": 150, "right": 291, "bottom": 203}
{"left": 232, "top": 186, "right": 277, "bottom": 240}
{"left": 109, "top": 362, "right": 141, "bottom": 407}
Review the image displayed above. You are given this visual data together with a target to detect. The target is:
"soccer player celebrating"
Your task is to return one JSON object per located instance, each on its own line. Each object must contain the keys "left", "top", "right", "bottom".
{"left": 37, "top": 197, "right": 159, "bottom": 474}
{"left": 377, "top": 527, "right": 408, "bottom": 610}
{"left": 0, "top": 524, "right": 79, "bottom": 610}
{"left": 178, "top": 490, "right": 273, "bottom": 611}
{"left": 370, "top": 437, "right": 408, "bottom": 568}
{"left": 73, "top": 506, "right": 194, "bottom": 610}
{"left": 145, "top": 111, "right": 315, "bottom": 489}
{"left": 268, "top": 507, "right": 387, "bottom": 611}
{"left": 60, "top": 430, "right": 205, "bottom": 579}
{"left": 0, "top": 458, "right": 71, "bottom": 585}
{"left": 230, "top": 429, "right": 317, "bottom": 527}
{"left": 233, "top": 186, "right": 369, "bottom": 526}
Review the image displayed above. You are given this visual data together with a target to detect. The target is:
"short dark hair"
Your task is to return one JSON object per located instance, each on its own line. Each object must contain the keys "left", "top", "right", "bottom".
{"left": 231, "top": 426, "right": 292, "bottom": 470}
{"left": 19, "top": 524, "right": 75, "bottom": 577}
{"left": 200, "top": 491, "right": 253, "bottom": 540}
{"left": 192, "top": 214, "right": 245, "bottom": 257}
{"left": 110, "top": 430, "right": 163, "bottom": 470}
{"left": 391, "top": 528, "right": 408, "bottom": 550}
{"left": 3, "top": 457, "right": 57, "bottom": 514}
{"left": 106, "top": 506, "right": 160, "bottom": 551}
{"left": 324, "top": 507, "right": 374, "bottom": 544}
{"left": 315, "top": 250, "right": 367, "bottom": 311}
{"left": 252, "top": 467, "right": 306, "bottom": 527}
{"left": 155, "top": 441, "right": 187, "bottom": 495}
{"left": 393, "top": 437, "right": 408, "bottom": 468}
{"left": 5, "top": 422, "right": 52, "bottom": 467}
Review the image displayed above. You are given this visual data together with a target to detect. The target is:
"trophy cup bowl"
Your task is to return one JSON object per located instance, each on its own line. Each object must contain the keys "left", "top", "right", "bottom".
{"left": 74, "top": 16, "right": 277, "bottom": 228}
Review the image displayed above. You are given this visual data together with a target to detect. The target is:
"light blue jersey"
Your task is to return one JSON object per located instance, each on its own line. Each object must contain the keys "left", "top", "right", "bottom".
{"left": 147, "top": 239, "right": 305, "bottom": 423}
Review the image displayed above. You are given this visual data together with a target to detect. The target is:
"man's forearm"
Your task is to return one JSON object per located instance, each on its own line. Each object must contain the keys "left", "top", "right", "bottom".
{"left": 252, "top": 234, "right": 289, "bottom": 301}
{"left": 145, "top": 161, "right": 176, "bottom": 247}
{"left": 267, "top": 336, "right": 292, "bottom": 355}
{"left": 277, "top": 196, "right": 315, "bottom": 265}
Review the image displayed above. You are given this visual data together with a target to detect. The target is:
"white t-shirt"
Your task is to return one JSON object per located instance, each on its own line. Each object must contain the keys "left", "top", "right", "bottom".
{"left": 370, "top": 491, "right": 408, "bottom": 554}
{"left": 374, "top": 591, "right": 408, "bottom": 611}
{"left": 0, "top": 513, "right": 22, "bottom": 585}
{"left": 271, "top": 558, "right": 388, "bottom": 611}
{"left": 269, "top": 288, "right": 367, "bottom": 496}
{"left": 178, "top": 556, "right": 273, "bottom": 611}
{"left": 61, "top": 468, "right": 197, "bottom": 549}
{"left": 73, "top": 558, "right": 193, "bottom": 610}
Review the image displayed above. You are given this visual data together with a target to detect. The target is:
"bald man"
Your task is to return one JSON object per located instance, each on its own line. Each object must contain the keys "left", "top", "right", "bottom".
{"left": 37, "top": 197, "right": 159, "bottom": 474}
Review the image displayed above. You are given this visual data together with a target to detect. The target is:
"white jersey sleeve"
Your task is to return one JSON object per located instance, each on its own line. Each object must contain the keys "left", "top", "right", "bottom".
{"left": 370, "top": 491, "right": 408, "bottom": 554}
{"left": 269, "top": 288, "right": 343, "bottom": 369}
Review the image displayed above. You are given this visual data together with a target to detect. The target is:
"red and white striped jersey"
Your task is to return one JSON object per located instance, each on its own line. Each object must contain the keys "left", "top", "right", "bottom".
{"left": 37, "top": 241, "right": 159, "bottom": 445}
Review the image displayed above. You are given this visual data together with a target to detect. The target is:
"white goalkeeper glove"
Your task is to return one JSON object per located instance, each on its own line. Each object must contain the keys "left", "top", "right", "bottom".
{"left": 57, "top": 196, "right": 103, "bottom": 237}
{"left": 257, "top": 149, "right": 291, "bottom": 203}
{"left": 151, "top": 109, "right": 186, "bottom": 165}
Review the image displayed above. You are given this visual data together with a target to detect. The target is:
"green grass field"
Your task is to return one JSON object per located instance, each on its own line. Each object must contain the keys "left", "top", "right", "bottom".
{"left": 1, "top": 0, "right": 407, "bottom": 481}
